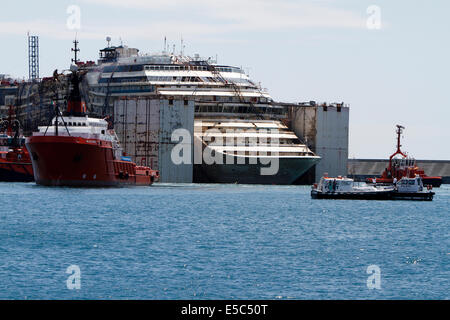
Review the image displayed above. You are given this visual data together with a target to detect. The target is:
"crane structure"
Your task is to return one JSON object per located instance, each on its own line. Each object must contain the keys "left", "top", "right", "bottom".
{"left": 28, "top": 34, "right": 39, "bottom": 81}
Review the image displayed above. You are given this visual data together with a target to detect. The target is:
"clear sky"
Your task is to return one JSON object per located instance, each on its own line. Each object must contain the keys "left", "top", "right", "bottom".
{"left": 1, "top": 0, "right": 449, "bottom": 159}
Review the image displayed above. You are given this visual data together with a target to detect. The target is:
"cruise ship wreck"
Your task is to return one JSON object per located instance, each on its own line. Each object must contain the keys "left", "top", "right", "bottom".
{"left": 82, "top": 43, "right": 321, "bottom": 184}
{"left": 2, "top": 40, "right": 349, "bottom": 184}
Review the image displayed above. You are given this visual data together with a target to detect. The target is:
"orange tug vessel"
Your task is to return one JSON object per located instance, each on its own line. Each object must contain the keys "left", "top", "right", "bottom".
{"left": 366, "top": 125, "right": 442, "bottom": 188}
{"left": 0, "top": 108, "right": 34, "bottom": 182}
{"left": 0, "top": 131, "right": 34, "bottom": 182}
{"left": 26, "top": 70, "right": 158, "bottom": 187}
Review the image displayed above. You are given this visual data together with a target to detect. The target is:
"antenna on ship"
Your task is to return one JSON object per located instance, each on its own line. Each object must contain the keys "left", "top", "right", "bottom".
{"left": 71, "top": 37, "right": 80, "bottom": 65}
{"left": 106, "top": 36, "right": 111, "bottom": 48}
{"left": 387, "top": 124, "right": 407, "bottom": 172}
{"left": 180, "top": 36, "right": 185, "bottom": 56}
{"left": 395, "top": 124, "right": 405, "bottom": 154}
{"left": 163, "top": 36, "right": 167, "bottom": 53}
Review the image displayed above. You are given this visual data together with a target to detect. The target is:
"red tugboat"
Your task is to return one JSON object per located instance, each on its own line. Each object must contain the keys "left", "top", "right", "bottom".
{"left": 25, "top": 69, "right": 158, "bottom": 187}
{"left": 0, "top": 108, "right": 34, "bottom": 182}
{"left": 366, "top": 125, "right": 442, "bottom": 188}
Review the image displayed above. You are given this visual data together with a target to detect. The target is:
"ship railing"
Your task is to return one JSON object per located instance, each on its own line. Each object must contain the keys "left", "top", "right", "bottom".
{"left": 33, "top": 131, "right": 103, "bottom": 140}
{"left": 208, "top": 145, "right": 312, "bottom": 153}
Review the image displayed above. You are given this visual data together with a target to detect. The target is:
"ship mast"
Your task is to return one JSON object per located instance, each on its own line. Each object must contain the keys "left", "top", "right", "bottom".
{"left": 71, "top": 39, "right": 80, "bottom": 65}
{"left": 68, "top": 39, "right": 87, "bottom": 117}
{"left": 388, "top": 125, "right": 407, "bottom": 170}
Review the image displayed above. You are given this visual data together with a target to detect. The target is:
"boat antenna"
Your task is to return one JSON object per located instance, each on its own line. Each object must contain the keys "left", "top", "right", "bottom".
{"left": 180, "top": 36, "right": 185, "bottom": 56}
{"left": 394, "top": 125, "right": 406, "bottom": 156}
{"left": 71, "top": 37, "right": 80, "bottom": 65}
{"left": 388, "top": 124, "right": 407, "bottom": 171}
{"left": 164, "top": 36, "right": 167, "bottom": 53}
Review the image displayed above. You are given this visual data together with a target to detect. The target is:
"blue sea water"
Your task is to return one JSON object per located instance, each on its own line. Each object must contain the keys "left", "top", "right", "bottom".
{"left": 0, "top": 182, "right": 448, "bottom": 300}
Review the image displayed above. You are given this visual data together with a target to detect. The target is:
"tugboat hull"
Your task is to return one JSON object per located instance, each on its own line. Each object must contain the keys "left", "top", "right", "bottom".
{"left": 26, "top": 135, "right": 153, "bottom": 187}
{"left": 0, "top": 163, "right": 34, "bottom": 182}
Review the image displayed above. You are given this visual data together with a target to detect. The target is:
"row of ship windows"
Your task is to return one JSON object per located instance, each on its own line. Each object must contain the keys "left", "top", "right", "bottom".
{"left": 150, "top": 76, "right": 201, "bottom": 82}
{"left": 400, "top": 180, "right": 418, "bottom": 185}
{"left": 99, "top": 76, "right": 198, "bottom": 83}
{"left": 100, "top": 76, "right": 253, "bottom": 85}
{"left": 99, "top": 77, "right": 147, "bottom": 83}
{"left": 147, "top": 76, "right": 252, "bottom": 84}
{"left": 205, "top": 139, "right": 295, "bottom": 145}
{"left": 145, "top": 65, "right": 244, "bottom": 73}
{"left": 90, "top": 95, "right": 268, "bottom": 106}
{"left": 102, "top": 65, "right": 244, "bottom": 73}
{"left": 103, "top": 65, "right": 144, "bottom": 73}
{"left": 111, "top": 86, "right": 152, "bottom": 93}
{"left": 93, "top": 86, "right": 154, "bottom": 94}
{"left": 54, "top": 121, "right": 106, "bottom": 128}
{"left": 55, "top": 121, "right": 87, "bottom": 127}
{"left": 222, "top": 151, "right": 315, "bottom": 157}
{"left": 195, "top": 105, "right": 284, "bottom": 114}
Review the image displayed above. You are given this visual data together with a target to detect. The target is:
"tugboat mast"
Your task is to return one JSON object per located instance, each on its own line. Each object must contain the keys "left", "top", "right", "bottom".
{"left": 71, "top": 39, "right": 80, "bottom": 65}
{"left": 388, "top": 125, "right": 407, "bottom": 170}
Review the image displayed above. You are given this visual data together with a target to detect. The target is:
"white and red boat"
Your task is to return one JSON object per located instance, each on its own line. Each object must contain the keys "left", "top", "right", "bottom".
{"left": 366, "top": 125, "right": 442, "bottom": 188}
{"left": 25, "top": 69, "right": 158, "bottom": 187}
{"left": 0, "top": 108, "right": 33, "bottom": 182}
{"left": 312, "top": 174, "right": 434, "bottom": 201}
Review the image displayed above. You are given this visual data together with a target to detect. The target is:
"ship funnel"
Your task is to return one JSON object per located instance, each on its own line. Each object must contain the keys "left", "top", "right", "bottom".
{"left": 66, "top": 71, "right": 87, "bottom": 116}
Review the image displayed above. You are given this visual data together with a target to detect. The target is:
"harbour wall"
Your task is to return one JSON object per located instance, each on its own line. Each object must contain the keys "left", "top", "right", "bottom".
{"left": 348, "top": 159, "right": 450, "bottom": 184}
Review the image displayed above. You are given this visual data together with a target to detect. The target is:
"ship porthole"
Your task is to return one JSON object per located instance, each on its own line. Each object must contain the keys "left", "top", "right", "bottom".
{"left": 82, "top": 174, "right": 87, "bottom": 179}
{"left": 93, "top": 174, "right": 96, "bottom": 180}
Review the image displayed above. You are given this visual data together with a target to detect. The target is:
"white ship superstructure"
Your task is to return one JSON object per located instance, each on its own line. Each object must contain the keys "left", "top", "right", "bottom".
{"left": 84, "top": 44, "right": 320, "bottom": 184}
